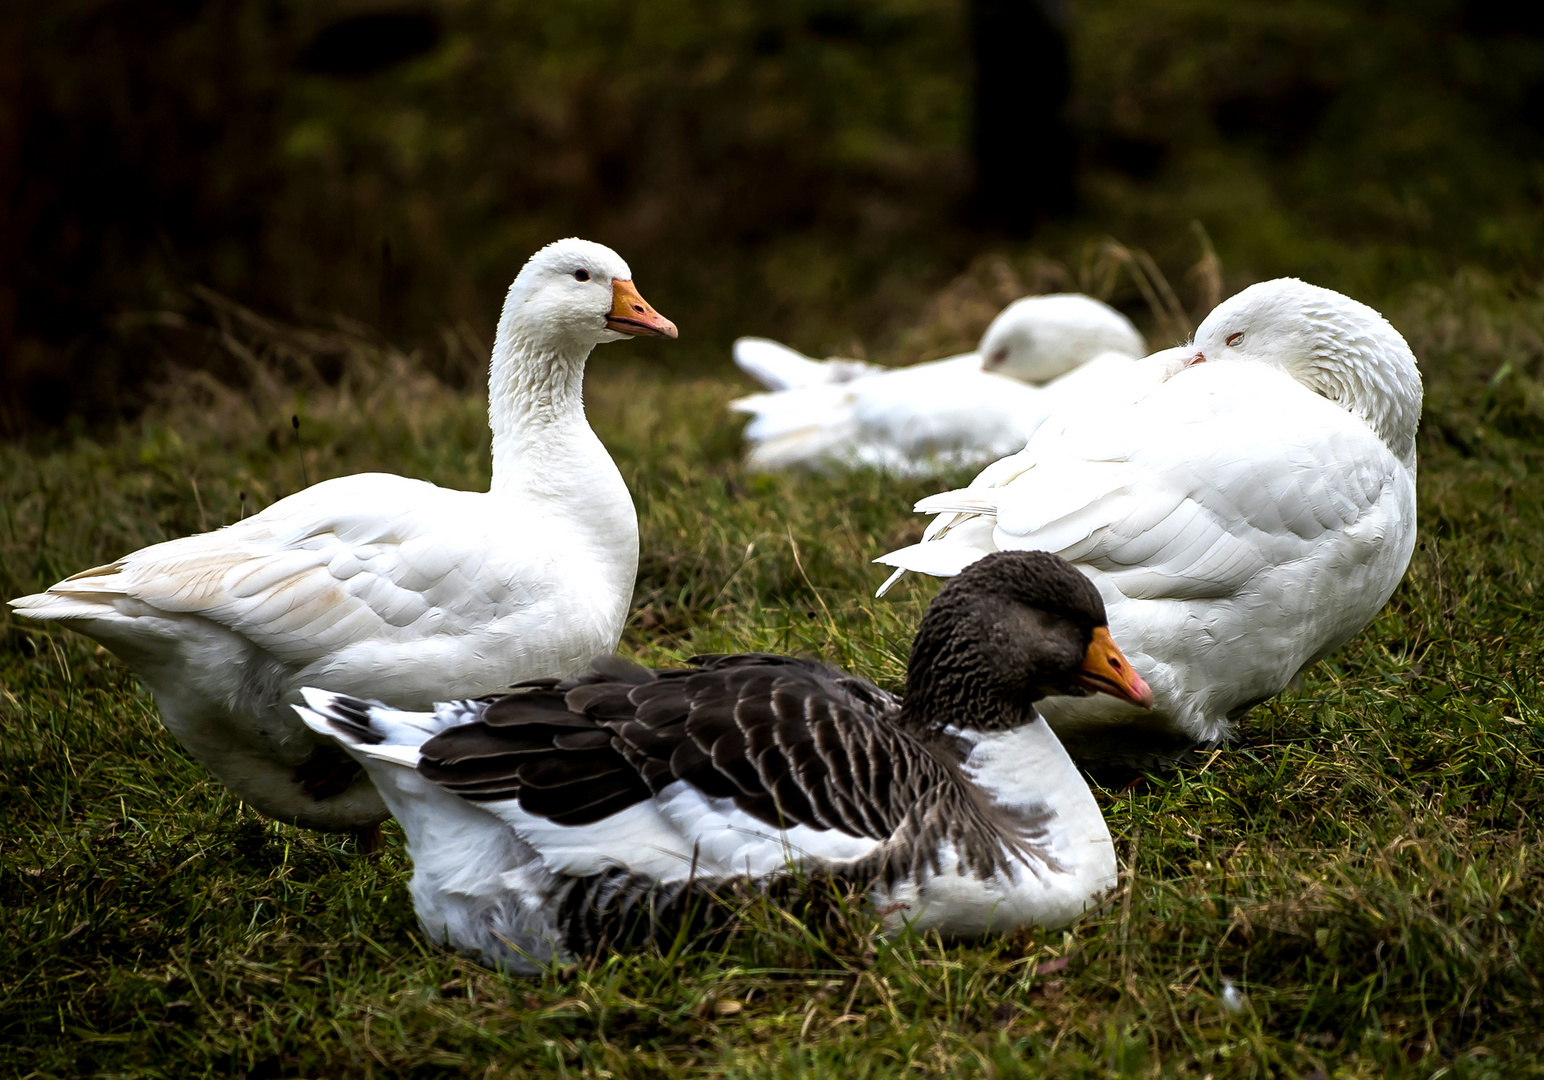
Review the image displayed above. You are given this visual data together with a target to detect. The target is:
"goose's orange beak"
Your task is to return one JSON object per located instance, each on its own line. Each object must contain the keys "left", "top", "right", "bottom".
{"left": 607, "top": 279, "right": 678, "bottom": 339}
{"left": 1074, "top": 626, "right": 1154, "bottom": 708}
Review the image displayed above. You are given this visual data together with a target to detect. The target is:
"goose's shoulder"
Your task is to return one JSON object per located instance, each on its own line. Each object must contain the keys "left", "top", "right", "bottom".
{"left": 1138, "top": 362, "right": 1406, "bottom": 475}
{"left": 193, "top": 474, "right": 476, "bottom": 550}
{"left": 1018, "top": 358, "right": 1396, "bottom": 471}
{"left": 972, "top": 361, "right": 1410, "bottom": 602}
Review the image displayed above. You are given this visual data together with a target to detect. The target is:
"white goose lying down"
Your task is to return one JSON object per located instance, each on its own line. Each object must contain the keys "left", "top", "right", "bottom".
{"left": 10, "top": 238, "right": 677, "bottom": 833}
{"left": 296, "top": 551, "right": 1153, "bottom": 971}
{"left": 731, "top": 294, "right": 1146, "bottom": 475}
{"left": 878, "top": 279, "right": 1422, "bottom": 759}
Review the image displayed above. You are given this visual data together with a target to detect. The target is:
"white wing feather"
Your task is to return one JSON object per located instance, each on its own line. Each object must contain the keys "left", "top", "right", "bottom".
{"left": 883, "top": 362, "right": 1395, "bottom": 590}
{"left": 474, "top": 782, "right": 883, "bottom": 884}
{"left": 733, "top": 352, "right": 1056, "bottom": 475}
{"left": 18, "top": 474, "right": 544, "bottom": 671}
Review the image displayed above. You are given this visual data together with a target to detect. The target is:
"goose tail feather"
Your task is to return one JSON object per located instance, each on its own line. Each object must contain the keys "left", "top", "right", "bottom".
{"left": 873, "top": 540, "right": 993, "bottom": 595}
{"left": 9, "top": 590, "right": 119, "bottom": 622}
{"left": 733, "top": 337, "right": 881, "bottom": 391}
{"left": 295, "top": 688, "right": 467, "bottom": 770}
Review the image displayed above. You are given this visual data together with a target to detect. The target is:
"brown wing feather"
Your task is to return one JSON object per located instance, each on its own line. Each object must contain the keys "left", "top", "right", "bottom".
{"left": 415, "top": 653, "right": 940, "bottom": 842}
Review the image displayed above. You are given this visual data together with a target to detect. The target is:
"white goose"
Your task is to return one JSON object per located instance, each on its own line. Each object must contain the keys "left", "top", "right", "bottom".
{"left": 295, "top": 551, "right": 1153, "bottom": 971}
{"left": 10, "top": 238, "right": 677, "bottom": 832}
{"left": 731, "top": 294, "right": 1146, "bottom": 475}
{"left": 877, "top": 278, "right": 1422, "bottom": 756}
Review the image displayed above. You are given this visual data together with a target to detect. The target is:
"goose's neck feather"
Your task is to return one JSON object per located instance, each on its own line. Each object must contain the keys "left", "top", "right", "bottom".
{"left": 482, "top": 303, "right": 637, "bottom": 617}
{"left": 1301, "top": 311, "right": 1423, "bottom": 471}
{"left": 486, "top": 316, "right": 603, "bottom": 493}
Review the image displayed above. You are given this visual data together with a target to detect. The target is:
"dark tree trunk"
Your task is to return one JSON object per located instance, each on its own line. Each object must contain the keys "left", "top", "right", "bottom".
{"left": 968, "top": 0, "right": 1075, "bottom": 236}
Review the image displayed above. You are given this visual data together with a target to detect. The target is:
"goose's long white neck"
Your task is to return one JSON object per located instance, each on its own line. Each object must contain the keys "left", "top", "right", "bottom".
{"left": 486, "top": 315, "right": 606, "bottom": 496}
{"left": 483, "top": 303, "right": 638, "bottom": 621}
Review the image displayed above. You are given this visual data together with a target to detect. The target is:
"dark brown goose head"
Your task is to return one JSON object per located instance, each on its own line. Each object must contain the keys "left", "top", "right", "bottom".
{"left": 900, "top": 550, "right": 1152, "bottom": 733}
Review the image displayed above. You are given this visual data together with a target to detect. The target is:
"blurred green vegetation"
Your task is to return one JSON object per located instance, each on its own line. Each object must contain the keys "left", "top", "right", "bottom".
{"left": 4, "top": 0, "right": 1544, "bottom": 429}
{"left": 1067, "top": 0, "right": 1544, "bottom": 291}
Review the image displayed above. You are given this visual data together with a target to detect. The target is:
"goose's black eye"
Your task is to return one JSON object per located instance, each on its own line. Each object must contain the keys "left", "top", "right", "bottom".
{"left": 574, "top": 269, "right": 590, "bottom": 282}
{"left": 1225, "top": 331, "right": 1244, "bottom": 347}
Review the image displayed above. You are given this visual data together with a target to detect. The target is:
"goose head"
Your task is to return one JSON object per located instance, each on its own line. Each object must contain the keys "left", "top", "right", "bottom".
{"left": 902, "top": 550, "right": 1153, "bottom": 732}
{"left": 1187, "top": 278, "right": 1422, "bottom": 468}
{"left": 501, "top": 237, "right": 677, "bottom": 352}
{"left": 979, "top": 294, "right": 1146, "bottom": 384}
{"left": 487, "top": 238, "right": 676, "bottom": 480}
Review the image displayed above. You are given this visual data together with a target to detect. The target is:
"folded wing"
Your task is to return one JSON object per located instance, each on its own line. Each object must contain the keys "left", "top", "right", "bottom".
{"left": 415, "top": 655, "right": 937, "bottom": 882}
{"left": 880, "top": 362, "right": 1402, "bottom": 608}
{"left": 12, "top": 474, "right": 542, "bottom": 669}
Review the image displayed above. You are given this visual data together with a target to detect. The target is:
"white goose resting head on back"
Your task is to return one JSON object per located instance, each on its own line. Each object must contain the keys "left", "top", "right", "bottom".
{"left": 1185, "top": 277, "right": 1422, "bottom": 470}
{"left": 729, "top": 293, "right": 1145, "bottom": 475}
{"left": 978, "top": 293, "right": 1147, "bottom": 384}
{"left": 875, "top": 277, "right": 1423, "bottom": 757}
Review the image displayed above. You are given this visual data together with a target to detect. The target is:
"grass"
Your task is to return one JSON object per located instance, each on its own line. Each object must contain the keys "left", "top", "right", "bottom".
{"left": 3, "top": 271, "right": 1544, "bottom": 1078}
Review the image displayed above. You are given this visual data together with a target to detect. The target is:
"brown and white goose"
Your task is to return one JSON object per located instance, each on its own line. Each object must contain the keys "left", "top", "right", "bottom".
{"left": 295, "top": 551, "right": 1152, "bottom": 971}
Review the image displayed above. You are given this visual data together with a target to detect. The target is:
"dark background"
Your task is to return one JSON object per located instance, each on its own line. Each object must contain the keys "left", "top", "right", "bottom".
{"left": 4, "top": 0, "right": 1544, "bottom": 432}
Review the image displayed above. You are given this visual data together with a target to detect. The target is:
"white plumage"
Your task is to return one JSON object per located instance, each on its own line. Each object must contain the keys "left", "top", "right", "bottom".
{"left": 290, "top": 551, "right": 1144, "bottom": 971}
{"left": 730, "top": 293, "right": 1146, "bottom": 475}
{"left": 877, "top": 278, "right": 1423, "bottom": 748}
{"left": 9, "top": 238, "right": 677, "bottom": 830}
